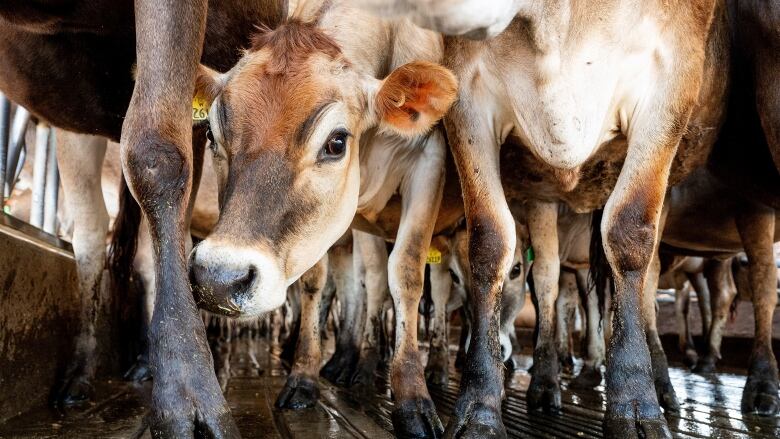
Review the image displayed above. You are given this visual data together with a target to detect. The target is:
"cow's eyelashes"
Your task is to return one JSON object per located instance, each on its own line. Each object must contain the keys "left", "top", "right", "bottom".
{"left": 318, "top": 129, "right": 350, "bottom": 161}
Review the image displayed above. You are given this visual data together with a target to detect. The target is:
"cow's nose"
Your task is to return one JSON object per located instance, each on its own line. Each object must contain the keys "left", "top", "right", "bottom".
{"left": 189, "top": 253, "right": 257, "bottom": 315}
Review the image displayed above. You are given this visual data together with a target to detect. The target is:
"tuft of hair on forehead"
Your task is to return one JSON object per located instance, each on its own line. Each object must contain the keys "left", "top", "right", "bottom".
{"left": 249, "top": 20, "right": 343, "bottom": 75}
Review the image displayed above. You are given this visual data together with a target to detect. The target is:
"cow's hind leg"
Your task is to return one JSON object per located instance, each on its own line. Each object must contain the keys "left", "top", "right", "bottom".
{"left": 644, "top": 251, "right": 680, "bottom": 411}
{"left": 425, "top": 237, "right": 453, "bottom": 388}
{"left": 556, "top": 270, "right": 578, "bottom": 372}
{"left": 275, "top": 256, "right": 328, "bottom": 409}
{"left": 736, "top": 207, "right": 779, "bottom": 415}
{"left": 571, "top": 269, "right": 605, "bottom": 389}
{"left": 526, "top": 201, "right": 563, "bottom": 413}
{"left": 320, "top": 240, "right": 364, "bottom": 386}
{"left": 694, "top": 259, "right": 735, "bottom": 373}
{"left": 350, "top": 231, "right": 389, "bottom": 392}
{"left": 674, "top": 280, "right": 698, "bottom": 368}
{"left": 54, "top": 131, "right": 109, "bottom": 407}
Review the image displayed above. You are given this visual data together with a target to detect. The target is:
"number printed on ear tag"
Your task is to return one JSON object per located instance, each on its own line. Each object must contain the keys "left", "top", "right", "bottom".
{"left": 192, "top": 94, "right": 209, "bottom": 121}
{"left": 427, "top": 247, "right": 442, "bottom": 264}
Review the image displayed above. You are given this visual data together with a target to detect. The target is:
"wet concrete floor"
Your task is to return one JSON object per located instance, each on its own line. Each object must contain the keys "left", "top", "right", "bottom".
{"left": 1, "top": 330, "right": 779, "bottom": 438}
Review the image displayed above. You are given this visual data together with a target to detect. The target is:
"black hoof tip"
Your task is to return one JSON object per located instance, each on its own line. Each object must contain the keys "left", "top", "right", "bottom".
{"left": 124, "top": 358, "right": 153, "bottom": 383}
{"left": 425, "top": 366, "right": 449, "bottom": 389}
{"left": 444, "top": 403, "right": 506, "bottom": 439}
{"left": 657, "top": 382, "right": 680, "bottom": 412}
{"left": 55, "top": 377, "right": 93, "bottom": 408}
{"left": 275, "top": 375, "right": 320, "bottom": 410}
{"left": 742, "top": 378, "right": 780, "bottom": 416}
{"left": 570, "top": 365, "right": 603, "bottom": 389}
{"left": 526, "top": 375, "right": 562, "bottom": 414}
{"left": 603, "top": 416, "right": 671, "bottom": 439}
{"left": 391, "top": 398, "right": 444, "bottom": 439}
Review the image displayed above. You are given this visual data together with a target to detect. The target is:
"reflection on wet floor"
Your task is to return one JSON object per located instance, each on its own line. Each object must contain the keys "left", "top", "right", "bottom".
{"left": 1, "top": 331, "right": 778, "bottom": 438}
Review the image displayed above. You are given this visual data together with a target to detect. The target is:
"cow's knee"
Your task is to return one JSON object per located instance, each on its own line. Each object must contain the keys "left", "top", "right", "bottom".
{"left": 122, "top": 131, "right": 191, "bottom": 215}
{"left": 604, "top": 207, "right": 656, "bottom": 275}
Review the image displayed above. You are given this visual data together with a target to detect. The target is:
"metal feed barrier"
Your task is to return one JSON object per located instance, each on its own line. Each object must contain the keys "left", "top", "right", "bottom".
{"left": 0, "top": 92, "right": 60, "bottom": 235}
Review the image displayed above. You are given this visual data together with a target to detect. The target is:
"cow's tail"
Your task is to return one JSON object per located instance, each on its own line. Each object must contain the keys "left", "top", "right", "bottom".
{"left": 108, "top": 172, "right": 142, "bottom": 300}
{"left": 588, "top": 209, "right": 613, "bottom": 318}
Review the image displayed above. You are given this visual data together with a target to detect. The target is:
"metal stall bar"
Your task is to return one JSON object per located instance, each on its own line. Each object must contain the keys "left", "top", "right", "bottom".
{"left": 29, "top": 123, "right": 49, "bottom": 228}
{"left": 43, "top": 129, "right": 58, "bottom": 234}
{"left": 5, "top": 106, "right": 29, "bottom": 198}
{"left": 0, "top": 94, "right": 10, "bottom": 208}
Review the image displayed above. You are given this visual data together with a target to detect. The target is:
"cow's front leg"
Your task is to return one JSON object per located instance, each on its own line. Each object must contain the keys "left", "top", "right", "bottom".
{"left": 526, "top": 201, "right": 562, "bottom": 413}
{"left": 644, "top": 250, "right": 680, "bottom": 411}
{"left": 425, "top": 236, "right": 454, "bottom": 388}
{"left": 350, "top": 230, "right": 389, "bottom": 392}
{"left": 276, "top": 256, "right": 328, "bottom": 409}
{"left": 388, "top": 130, "right": 447, "bottom": 439}
{"left": 320, "top": 241, "right": 364, "bottom": 386}
{"left": 122, "top": 0, "right": 237, "bottom": 436}
{"left": 54, "top": 132, "right": 109, "bottom": 407}
{"left": 736, "top": 207, "right": 779, "bottom": 415}
{"left": 444, "top": 101, "right": 513, "bottom": 439}
{"left": 601, "top": 146, "right": 682, "bottom": 439}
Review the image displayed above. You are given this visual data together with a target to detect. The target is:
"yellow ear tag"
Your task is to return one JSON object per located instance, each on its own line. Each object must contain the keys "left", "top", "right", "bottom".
{"left": 426, "top": 247, "right": 442, "bottom": 264}
{"left": 192, "top": 94, "right": 210, "bottom": 121}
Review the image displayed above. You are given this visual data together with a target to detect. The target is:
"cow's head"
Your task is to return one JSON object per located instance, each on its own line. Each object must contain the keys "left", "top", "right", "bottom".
{"left": 189, "top": 20, "right": 457, "bottom": 316}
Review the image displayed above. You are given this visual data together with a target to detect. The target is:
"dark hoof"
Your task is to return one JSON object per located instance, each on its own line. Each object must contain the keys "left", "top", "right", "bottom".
{"left": 692, "top": 357, "right": 717, "bottom": 374}
{"left": 454, "top": 350, "right": 466, "bottom": 372}
{"left": 570, "top": 365, "right": 603, "bottom": 389}
{"left": 683, "top": 348, "right": 699, "bottom": 369}
{"left": 656, "top": 380, "right": 680, "bottom": 412}
{"left": 150, "top": 409, "right": 240, "bottom": 439}
{"left": 559, "top": 354, "right": 574, "bottom": 372}
{"left": 741, "top": 377, "right": 780, "bottom": 416}
{"left": 391, "top": 397, "right": 444, "bottom": 439}
{"left": 55, "top": 375, "right": 93, "bottom": 408}
{"left": 320, "top": 348, "right": 359, "bottom": 386}
{"left": 275, "top": 375, "right": 319, "bottom": 409}
{"left": 124, "top": 356, "right": 153, "bottom": 383}
{"left": 350, "top": 351, "right": 380, "bottom": 390}
{"left": 425, "top": 364, "right": 449, "bottom": 389}
{"left": 526, "top": 374, "right": 561, "bottom": 413}
{"left": 603, "top": 415, "right": 671, "bottom": 439}
{"left": 444, "top": 403, "right": 506, "bottom": 439}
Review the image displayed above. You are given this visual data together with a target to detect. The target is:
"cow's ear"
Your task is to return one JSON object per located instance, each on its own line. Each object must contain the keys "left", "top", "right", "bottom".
{"left": 374, "top": 61, "right": 457, "bottom": 137}
{"left": 192, "top": 65, "right": 222, "bottom": 124}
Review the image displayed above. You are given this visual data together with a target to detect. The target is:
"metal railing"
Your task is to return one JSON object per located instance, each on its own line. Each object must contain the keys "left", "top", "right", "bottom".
{"left": 0, "top": 92, "right": 60, "bottom": 236}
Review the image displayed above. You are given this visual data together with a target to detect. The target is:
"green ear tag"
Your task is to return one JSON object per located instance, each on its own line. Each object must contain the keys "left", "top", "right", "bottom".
{"left": 526, "top": 247, "right": 535, "bottom": 262}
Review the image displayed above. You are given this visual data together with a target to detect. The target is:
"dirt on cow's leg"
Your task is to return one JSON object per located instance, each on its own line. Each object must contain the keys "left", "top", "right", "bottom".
{"left": 736, "top": 208, "right": 779, "bottom": 416}
{"left": 276, "top": 256, "right": 328, "bottom": 410}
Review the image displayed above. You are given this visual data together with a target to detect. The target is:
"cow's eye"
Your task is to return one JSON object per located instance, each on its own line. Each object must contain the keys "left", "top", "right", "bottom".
{"left": 320, "top": 130, "right": 349, "bottom": 160}
{"left": 206, "top": 127, "right": 214, "bottom": 143}
{"left": 509, "top": 263, "right": 522, "bottom": 279}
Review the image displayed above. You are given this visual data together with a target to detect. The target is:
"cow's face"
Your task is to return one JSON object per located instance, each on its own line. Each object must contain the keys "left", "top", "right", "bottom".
{"left": 189, "top": 21, "right": 456, "bottom": 316}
